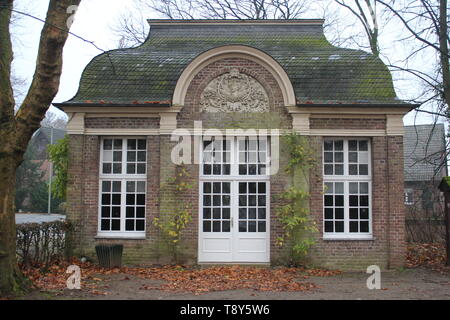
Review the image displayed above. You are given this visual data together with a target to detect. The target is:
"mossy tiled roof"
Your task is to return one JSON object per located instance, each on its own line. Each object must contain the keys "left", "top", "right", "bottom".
{"left": 60, "top": 20, "right": 405, "bottom": 106}
{"left": 404, "top": 124, "right": 447, "bottom": 182}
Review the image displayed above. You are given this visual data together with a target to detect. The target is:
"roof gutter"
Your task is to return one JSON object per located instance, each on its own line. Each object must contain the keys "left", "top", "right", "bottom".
{"left": 53, "top": 102, "right": 172, "bottom": 110}
{"left": 295, "top": 103, "right": 419, "bottom": 110}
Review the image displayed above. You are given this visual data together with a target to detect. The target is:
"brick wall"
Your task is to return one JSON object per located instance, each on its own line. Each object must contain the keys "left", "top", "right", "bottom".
{"left": 66, "top": 135, "right": 84, "bottom": 254}
{"left": 179, "top": 57, "right": 292, "bottom": 263}
{"left": 67, "top": 134, "right": 164, "bottom": 264}
{"left": 307, "top": 131, "right": 405, "bottom": 269}
{"left": 85, "top": 117, "right": 159, "bottom": 129}
{"left": 67, "top": 57, "right": 406, "bottom": 270}
{"left": 178, "top": 57, "right": 292, "bottom": 130}
{"left": 310, "top": 118, "right": 386, "bottom": 130}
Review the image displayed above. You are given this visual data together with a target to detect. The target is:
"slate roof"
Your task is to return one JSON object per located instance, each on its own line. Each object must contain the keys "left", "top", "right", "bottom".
{"left": 36, "top": 127, "right": 66, "bottom": 143}
{"left": 28, "top": 127, "right": 67, "bottom": 160}
{"left": 404, "top": 124, "right": 447, "bottom": 182}
{"left": 57, "top": 19, "right": 407, "bottom": 107}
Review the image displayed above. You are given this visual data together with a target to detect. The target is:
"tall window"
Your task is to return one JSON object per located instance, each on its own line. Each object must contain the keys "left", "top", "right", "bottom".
{"left": 99, "top": 138, "right": 147, "bottom": 237}
{"left": 200, "top": 136, "right": 269, "bottom": 234}
{"left": 323, "top": 139, "right": 372, "bottom": 239}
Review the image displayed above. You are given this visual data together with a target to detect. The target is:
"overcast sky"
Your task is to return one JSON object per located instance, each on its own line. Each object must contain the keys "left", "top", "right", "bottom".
{"left": 12, "top": 0, "right": 134, "bottom": 117}
{"left": 10, "top": 0, "right": 443, "bottom": 126}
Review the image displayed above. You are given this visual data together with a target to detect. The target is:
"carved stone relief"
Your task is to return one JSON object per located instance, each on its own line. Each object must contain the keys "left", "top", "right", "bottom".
{"left": 199, "top": 69, "right": 269, "bottom": 112}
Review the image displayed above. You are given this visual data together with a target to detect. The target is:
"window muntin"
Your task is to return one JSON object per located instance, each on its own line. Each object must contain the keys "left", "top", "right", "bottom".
{"left": 126, "top": 139, "right": 147, "bottom": 174}
{"left": 100, "top": 180, "right": 122, "bottom": 231}
{"left": 323, "top": 139, "right": 371, "bottom": 177}
{"left": 125, "top": 181, "right": 146, "bottom": 231}
{"left": 348, "top": 182, "right": 370, "bottom": 233}
{"left": 102, "top": 138, "right": 146, "bottom": 175}
{"left": 323, "top": 139, "right": 372, "bottom": 239}
{"left": 99, "top": 138, "right": 147, "bottom": 237}
{"left": 348, "top": 140, "right": 369, "bottom": 176}
{"left": 102, "top": 139, "right": 123, "bottom": 174}
{"left": 200, "top": 136, "right": 269, "bottom": 234}
{"left": 323, "top": 140, "right": 344, "bottom": 175}
{"left": 202, "top": 182, "right": 231, "bottom": 232}
{"left": 238, "top": 181, "right": 267, "bottom": 233}
{"left": 202, "top": 137, "right": 231, "bottom": 176}
{"left": 238, "top": 137, "right": 268, "bottom": 176}
{"left": 324, "top": 182, "right": 345, "bottom": 233}
{"left": 201, "top": 136, "right": 269, "bottom": 177}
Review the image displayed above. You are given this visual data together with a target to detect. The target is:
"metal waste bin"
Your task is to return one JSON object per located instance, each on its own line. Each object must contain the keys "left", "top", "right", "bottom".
{"left": 95, "top": 244, "right": 123, "bottom": 268}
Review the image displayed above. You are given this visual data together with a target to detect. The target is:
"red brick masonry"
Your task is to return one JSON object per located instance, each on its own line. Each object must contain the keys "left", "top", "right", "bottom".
{"left": 66, "top": 57, "right": 405, "bottom": 270}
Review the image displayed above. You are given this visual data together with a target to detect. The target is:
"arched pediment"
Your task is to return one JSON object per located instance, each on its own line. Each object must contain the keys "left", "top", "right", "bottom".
{"left": 172, "top": 45, "right": 296, "bottom": 107}
{"left": 200, "top": 68, "right": 269, "bottom": 112}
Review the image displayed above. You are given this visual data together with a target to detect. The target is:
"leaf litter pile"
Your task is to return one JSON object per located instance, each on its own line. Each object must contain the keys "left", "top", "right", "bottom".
{"left": 406, "top": 242, "right": 450, "bottom": 273}
{"left": 21, "top": 260, "right": 342, "bottom": 296}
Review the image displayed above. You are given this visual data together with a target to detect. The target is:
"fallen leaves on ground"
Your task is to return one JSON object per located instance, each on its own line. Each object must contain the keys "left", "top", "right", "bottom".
{"left": 300, "top": 268, "right": 342, "bottom": 277}
{"left": 20, "top": 260, "right": 342, "bottom": 295}
{"left": 20, "top": 260, "right": 111, "bottom": 292}
{"left": 138, "top": 266, "right": 317, "bottom": 294}
{"left": 406, "top": 243, "right": 450, "bottom": 274}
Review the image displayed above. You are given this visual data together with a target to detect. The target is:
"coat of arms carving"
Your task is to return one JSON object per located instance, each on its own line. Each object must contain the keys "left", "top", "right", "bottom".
{"left": 200, "top": 69, "right": 269, "bottom": 112}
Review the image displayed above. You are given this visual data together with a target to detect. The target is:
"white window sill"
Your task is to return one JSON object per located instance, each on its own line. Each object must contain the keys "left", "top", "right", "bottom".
{"left": 95, "top": 233, "right": 146, "bottom": 240}
{"left": 323, "top": 234, "right": 374, "bottom": 241}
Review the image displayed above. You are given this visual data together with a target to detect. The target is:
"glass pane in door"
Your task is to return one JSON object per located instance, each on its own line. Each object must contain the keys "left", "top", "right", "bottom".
{"left": 238, "top": 181, "right": 267, "bottom": 232}
{"left": 202, "top": 182, "right": 231, "bottom": 232}
{"left": 202, "top": 137, "right": 231, "bottom": 176}
{"left": 238, "top": 137, "right": 268, "bottom": 176}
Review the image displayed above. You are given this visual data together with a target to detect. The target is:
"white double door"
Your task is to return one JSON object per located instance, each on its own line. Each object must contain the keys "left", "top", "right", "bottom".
{"left": 198, "top": 136, "right": 271, "bottom": 263}
{"left": 198, "top": 179, "right": 270, "bottom": 263}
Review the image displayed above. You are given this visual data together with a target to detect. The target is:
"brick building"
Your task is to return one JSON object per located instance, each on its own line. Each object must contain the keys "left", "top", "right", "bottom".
{"left": 403, "top": 124, "right": 447, "bottom": 242}
{"left": 55, "top": 20, "right": 414, "bottom": 270}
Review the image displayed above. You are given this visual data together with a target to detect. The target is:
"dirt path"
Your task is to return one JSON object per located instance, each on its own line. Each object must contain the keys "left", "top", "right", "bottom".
{"left": 23, "top": 267, "right": 450, "bottom": 300}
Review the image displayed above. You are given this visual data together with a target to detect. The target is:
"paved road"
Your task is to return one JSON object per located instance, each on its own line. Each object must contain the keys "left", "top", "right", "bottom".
{"left": 15, "top": 214, "right": 65, "bottom": 224}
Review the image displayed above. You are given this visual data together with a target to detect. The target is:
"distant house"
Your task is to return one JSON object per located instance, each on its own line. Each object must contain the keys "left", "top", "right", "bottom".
{"left": 16, "top": 127, "right": 67, "bottom": 212}
{"left": 29, "top": 127, "right": 66, "bottom": 180}
{"left": 403, "top": 124, "right": 448, "bottom": 241}
{"left": 30, "top": 127, "right": 67, "bottom": 160}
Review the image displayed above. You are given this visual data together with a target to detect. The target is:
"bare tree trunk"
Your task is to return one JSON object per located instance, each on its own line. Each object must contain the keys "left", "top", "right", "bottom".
{"left": 0, "top": 0, "right": 81, "bottom": 296}
{"left": 0, "top": 156, "right": 27, "bottom": 295}
{"left": 439, "top": 0, "right": 450, "bottom": 108}
{"left": 335, "top": 0, "right": 380, "bottom": 57}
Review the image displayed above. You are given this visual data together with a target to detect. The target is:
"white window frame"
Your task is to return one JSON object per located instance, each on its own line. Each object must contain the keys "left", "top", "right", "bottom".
{"left": 199, "top": 136, "right": 270, "bottom": 231}
{"left": 323, "top": 138, "right": 373, "bottom": 240}
{"left": 97, "top": 137, "right": 147, "bottom": 238}
{"left": 200, "top": 136, "right": 270, "bottom": 178}
{"left": 198, "top": 135, "right": 271, "bottom": 262}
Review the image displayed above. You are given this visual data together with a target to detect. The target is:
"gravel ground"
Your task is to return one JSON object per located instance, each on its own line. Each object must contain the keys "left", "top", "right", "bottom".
{"left": 23, "top": 267, "right": 450, "bottom": 300}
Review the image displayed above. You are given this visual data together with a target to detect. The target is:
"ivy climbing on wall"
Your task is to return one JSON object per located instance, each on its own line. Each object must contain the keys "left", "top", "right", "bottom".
{"left": 153, "top": 164, "right": 193, "bottom": 263}
{"left": 276, "top": 133, "right": 318, "bottom": 264}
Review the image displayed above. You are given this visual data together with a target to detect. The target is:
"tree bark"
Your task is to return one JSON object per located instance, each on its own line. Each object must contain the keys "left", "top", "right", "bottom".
{"left": 0, "top": 0, "right": 24, "bottom": 297}
{"left": 0, "top": 0, "right": 81, "bottom": 296}
{"left": 439, "top": 0, "right": 450, "bottom": 108}
{"left": 0, "top": 157, "right": 27, "bottom": 296}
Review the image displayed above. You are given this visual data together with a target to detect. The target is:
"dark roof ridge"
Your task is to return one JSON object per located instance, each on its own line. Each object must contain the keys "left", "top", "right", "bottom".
{"left": 147, "top": 19, "right": 325, "bottom": 25}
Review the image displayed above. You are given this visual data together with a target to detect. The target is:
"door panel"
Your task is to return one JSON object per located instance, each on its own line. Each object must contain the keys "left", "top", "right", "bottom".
{"left": 199, "top": 181, "right": 233, "bottom": 262}
{"left": 198, "top": 137, "right": 270, "bottom": 263}
{"left": 199, "top": 180, "right": 269, "bottom": 263}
